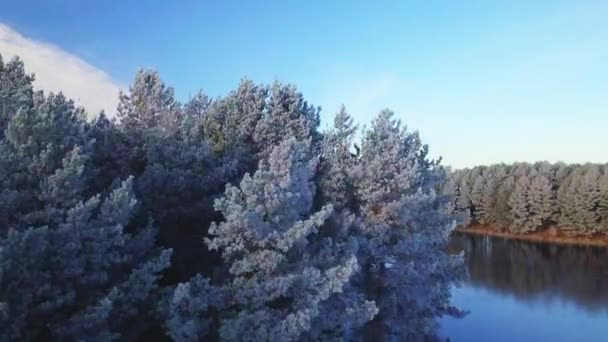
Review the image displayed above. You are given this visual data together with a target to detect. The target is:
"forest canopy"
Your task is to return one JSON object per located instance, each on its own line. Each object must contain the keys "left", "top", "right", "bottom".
{"left": 443, "top": 162, "right": 608, "bottom": 236}
{"left": 0, "top": 53, "right": 464, "bottom": 341}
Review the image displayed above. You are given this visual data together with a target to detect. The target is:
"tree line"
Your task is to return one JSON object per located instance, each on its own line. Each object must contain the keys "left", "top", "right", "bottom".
{"left": 443, "top": 162, "right": 608, "bottom": 235}
{"left": 0, "top": 54, "right": 464, "bottom": 341}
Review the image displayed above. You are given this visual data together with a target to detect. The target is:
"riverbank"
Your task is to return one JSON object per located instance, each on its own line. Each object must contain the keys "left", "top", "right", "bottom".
{"left": 455, "top": 225, "right": 608, "bottom": 247}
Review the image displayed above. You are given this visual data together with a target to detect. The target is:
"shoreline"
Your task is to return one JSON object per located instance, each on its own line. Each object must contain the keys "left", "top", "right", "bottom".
{"left": 454, "top": 225, "right": 608, "bottom": 247}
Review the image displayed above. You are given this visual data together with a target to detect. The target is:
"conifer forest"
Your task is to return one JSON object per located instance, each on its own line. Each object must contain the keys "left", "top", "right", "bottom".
{"left": 2, "top": 40, "right": 608, "bottom": 341}
{"left": 0, "top": 54, "right": 466, "bottom": 341}
{"left": 2, "top": 0, "right": 608, "bottom": 339}
{"left": 444, "top": 163, "right": 608, "bottom": 235}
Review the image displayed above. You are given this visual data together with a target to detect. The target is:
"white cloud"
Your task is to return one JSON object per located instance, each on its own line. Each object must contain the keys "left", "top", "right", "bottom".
{"left": 0, "top": 23, "right": 121, "bottom": 117}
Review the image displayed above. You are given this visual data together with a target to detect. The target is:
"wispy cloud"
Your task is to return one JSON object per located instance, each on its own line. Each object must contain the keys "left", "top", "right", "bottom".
{"left": 0, "top": 23, "right": 121, "bottom": 117}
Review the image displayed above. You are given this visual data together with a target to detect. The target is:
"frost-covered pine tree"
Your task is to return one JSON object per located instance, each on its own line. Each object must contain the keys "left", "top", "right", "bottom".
{"left": 555, "top": 163, "right": 575, "bottom": 187}
{"left": 203, "top": 138, "right": 365, "bottom": 341}
{"left": 557, "top": 168, "right": 579, "bottom": 232}
{"left": 202, "top": 79, "right": 265, "bottom": 158}
{"left": 598, "top": 167, "right": 608, "bottom": 234}
{"left": 0, "top": 92, "right": 89, "bottom": 232}
{"left": 117, "top": 69, "right": 181, "bottom": 133}
{"left": 512, "top": 163, "right": 531, "bottom": 179}
{"left": 0, "top": 77, "right": 172, "bottom": 340}
{"left": 318, "top": 105, "right": 359, "bottom": 209}
{"left": 354, "top": 110, "right": 463, "bottom": 340}
{"left": 470, "top": 173, "right": 486, "bottom": 224}
{"left": 136, "top": 131, "right": 244, "bottom": 279}
{"left": 160, "top": 274, "right": 221, "bottom": 342}
{"left": 527, "top": 171, "right": 556, "bottom": 229}
{"left": 440, "top": 171, "right": 459, "bottom": 218}
{"left": 0, "top": 54, "right": 35, "bottom": 136}
{"left": 578, "top": 165, "right": 603, "bottom": 234}
{"left": 492, "top": 174, "right": 514, "bottom": 230}
{"left": 253, "top": 82, "right": 321, "bottom": 158}
{"left": 483, "top": 165, "right": 507, "bottom": 225}
{"left": 111, "top": 69, "right": 184, "bottom": 188}
{"left": 443, "top": 170, "right": 472, "bottom": 227}
{"left": 107, "top": 71, "right": 247, "bottom": 281}
{"left": 470, "top": 170, "right": 496, "bottom": 225}
{"left": 178, "top": 90, "right": 210, "bottom": 143}
{"left": 455, "top": 171, "right": 472, "bottom": 226}
{"left": 0, "top": 164, "right": 171, "bottom": 340}
{"left": 508, "top": 174, "right": 534, "bottom": 233}
{"left": 85, "top": 112, "right": 135, "bottom": 193}
{"left": 558, "top": 165, "right": 602, "bottom": 235}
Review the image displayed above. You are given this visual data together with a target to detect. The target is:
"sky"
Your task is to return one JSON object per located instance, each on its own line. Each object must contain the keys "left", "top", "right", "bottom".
{"left": 0, "top": 1, "right": 606, "bottom": 168}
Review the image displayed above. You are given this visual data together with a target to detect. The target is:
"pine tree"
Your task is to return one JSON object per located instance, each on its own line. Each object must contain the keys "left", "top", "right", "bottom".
{"left": 0, "top": 173, "right": 171, "bottom": 340}
{"left": 0, "top": 54, "right": 35, "bottom": 136}
{"left": 253, "top": 82, "right": 321, "bottom": 158}
{"left": 598, "top": 166, "right": 608, "bottom": 234}
{"left": 470, "top": 169, "right": 496, "bottom": 225}
{"left": 440, "top": 171, "right": 459, "bottom": 220}
{"left": 0, "top": 92, "right": 89, "bottom": 232}
{"left": 204, "top": 138, "right": 366, "bottom": 341}
{"left": 558, "top": 166, "right": 602, "bottom": 235}
{"left": 527, "top": 171, "right": 556, "bottom": 230}
{"left": 179, "top": 90, "right": 209, "bottom": 143}
{"left": 318, "top": 105, "right": 359, "bottom": 209}
{"left": 555, "top": 163, "right": 575, "bottom": 186}
{"left": 202, "top": 79, "right": 265, "bottom": 157}
{"left": 470, "top": 174, "right": 486, "bottom": 224}
{"left": 0, "top": 70, "right": 171, "bottom": 340}
{"left": 508, "top": 174, "right": 534, "bottom": 233}
{"left": 135, "top": 131, "right": 243, "bottom": 279}
{"left": 117, "top": 69, "right": 181, "bottom": 133}
{"left": 455, "top": 172, "right": 472, "bottom": 226}
{"left": 577, "top": 165, "right": 603, "bottom": 234}
{"left": 161, "top": 274, "right": 221, "bottom": 342}
{"left": 85, "top": 112, "right": 134, "bottom": 193}
{"left": 480, "top": 177, "right": 496, "bottom": 224}
{"left": 110, "top": 71, "right": 250, "bottom": 281}
{"left": 355, "top": 110, "right": 463, "bottom": 340}
{"left": 492, "top": 174, "right": 515, "bottom": 230}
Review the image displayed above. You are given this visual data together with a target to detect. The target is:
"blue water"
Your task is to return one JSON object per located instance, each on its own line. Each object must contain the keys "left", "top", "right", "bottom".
{"left": 439, "top": 234, "right": 608, "bottom": 342}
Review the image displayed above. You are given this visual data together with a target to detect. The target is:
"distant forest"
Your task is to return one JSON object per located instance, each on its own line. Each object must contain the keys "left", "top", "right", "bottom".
{"left": 0, "top": 53, "right": 465, "bottom": 341}
{"left": 443, "top": 162, "right": 608, "bottom": 235}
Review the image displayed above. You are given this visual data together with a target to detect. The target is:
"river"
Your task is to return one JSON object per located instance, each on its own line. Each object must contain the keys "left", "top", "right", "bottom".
{"left": 439, "top": 233, "right": 608, "bottom": 342}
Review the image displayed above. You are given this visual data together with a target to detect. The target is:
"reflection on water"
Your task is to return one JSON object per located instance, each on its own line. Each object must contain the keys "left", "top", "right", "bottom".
{"left": 440, "top": 233, "right": 608, "bottom": 342}
{"left": 449, "top": 233, "right": 608, "bottom": 311}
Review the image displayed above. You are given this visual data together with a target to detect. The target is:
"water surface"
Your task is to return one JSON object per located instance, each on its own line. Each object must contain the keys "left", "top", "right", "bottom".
{"left": 440, "top": 233, "right": 608, "bottom": 342}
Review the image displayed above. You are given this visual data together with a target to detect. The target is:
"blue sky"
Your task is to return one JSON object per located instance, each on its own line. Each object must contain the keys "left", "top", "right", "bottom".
{"left": 1, "top": 1, "right": 606, "bottom": 168}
